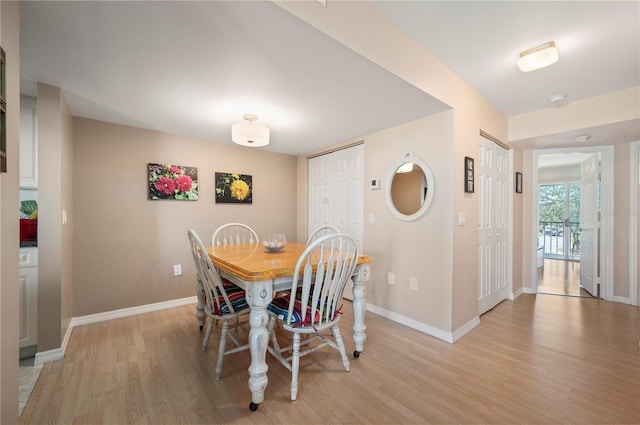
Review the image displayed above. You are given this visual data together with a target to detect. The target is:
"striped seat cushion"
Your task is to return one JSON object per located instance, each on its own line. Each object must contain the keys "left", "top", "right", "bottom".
{"left": 268, "top": 293, "right": 325, "bottom": 326}
{"left": 210, "top": 284, "right": 249, "bottom": 316}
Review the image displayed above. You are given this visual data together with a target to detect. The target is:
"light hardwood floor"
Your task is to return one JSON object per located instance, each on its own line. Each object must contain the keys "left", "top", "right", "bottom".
{"left": 537, "top": 258, "right": 593, "bottom": 297}
{"left": 21, "top": 295, "right": 639, "bottom": 424}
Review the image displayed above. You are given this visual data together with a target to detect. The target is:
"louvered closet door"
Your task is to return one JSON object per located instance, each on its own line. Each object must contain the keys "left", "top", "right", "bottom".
{"left": 478, "top": 137, "right": 509, "bottom": 315}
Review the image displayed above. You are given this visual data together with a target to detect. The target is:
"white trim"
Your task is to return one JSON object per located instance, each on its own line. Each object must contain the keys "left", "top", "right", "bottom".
{"left": 451, "top": 316, "right": 481, "bottom": 343}
{"left": 366, "top": 303, "right": 479, "bottom": 344}
{"left": 629, "top": 141, "right": 639, "bottom": 306}
{"left": 34, "top": 348, "right": 63, "bottom": 365}
{"left": 34, "top": 296, "right": 198, "bottom": 365}
{"left": 507, "top": 149, "right": 514, "bottom": 304}
{"left": 613, "top": 295, "right": 632, "bottom": 305}
{"left": 600, "top": 147, "right": 614, "bottom": 301}
{"left": 532, "top": 146, "right": 615, "bottom": 301}
{"left": 529, "top": 158, "right": 540, "bottom": 293}
{"left": 70, "top": 296, "right": 198, "bottom": 327}
{"left": 510, "top": 287, "right": 523, "bottom": 300}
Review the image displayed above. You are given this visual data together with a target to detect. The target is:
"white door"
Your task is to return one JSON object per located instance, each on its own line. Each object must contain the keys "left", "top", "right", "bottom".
{"left": 579, "top": 154, "right": 598, "bottom": 296}
{"left": 308, "top": 144, "right": 364, "bottom": 299}
{"left": 478, "top": 137, "right": 509, "bottom": 315}
{"left": 308, "top": 144, "right": 363, "bottom": 248}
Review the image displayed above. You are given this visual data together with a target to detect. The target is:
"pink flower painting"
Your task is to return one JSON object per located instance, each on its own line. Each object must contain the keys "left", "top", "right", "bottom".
{"left": 148, "top": 163, "right": 198, "bottom": 200}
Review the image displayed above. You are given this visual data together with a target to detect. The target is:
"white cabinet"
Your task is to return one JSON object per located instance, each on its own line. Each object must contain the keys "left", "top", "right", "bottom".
{"left": 20, "top": 97, "right": 38, "bottom": 188}
{"left": 19, "top": 247, "right": 38, "bottom": 348}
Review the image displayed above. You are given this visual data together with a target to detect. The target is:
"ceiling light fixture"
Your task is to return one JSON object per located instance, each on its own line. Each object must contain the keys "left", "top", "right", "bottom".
{"left": 548, "top": 94, "right": 567, "bottom": 106}
{"left": 231, "top": 114, "right": 270, "bottom": 147}
{"left": 517, "top": 41, "right": 559, "bottom": 72}
{"left": 576, "top": 134, "right": 591, "bottom": 143}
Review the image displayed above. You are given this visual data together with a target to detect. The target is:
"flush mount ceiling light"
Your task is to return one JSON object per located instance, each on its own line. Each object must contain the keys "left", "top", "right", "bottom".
{"left": 517, "top": 41, "right": 559, "bottom": 72}
{"left": 231, "top": 114, "right": 270, "bottom": 147}
{"left": 576, "top": 134, "right": 591, "bottom": 143}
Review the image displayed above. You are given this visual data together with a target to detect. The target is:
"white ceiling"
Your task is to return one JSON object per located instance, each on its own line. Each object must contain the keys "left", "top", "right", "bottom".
{"left": 20, "top": 1, "right": 640, "bottom": 156}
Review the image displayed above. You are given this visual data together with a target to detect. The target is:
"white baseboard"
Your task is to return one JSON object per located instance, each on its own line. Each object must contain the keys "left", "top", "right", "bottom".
{"left": 522, "top": 287, "right": 536, "bottom": 294}
{"left": 510, "top": 287, "right": 523, "bottom": 299}
{"left": 612, "top": 295, "right": 632, "bottom": 305}
{"left": 366, "top": 304, "right": 479, "bottom": 344}
{"left": 35, "top": 296, "right": 198, "bottom": 365}
{"left": 70, "top": 296, "right": 198, "bottom": 327}
{"left": 34, "top": 348, "right": 63, "bottom": 366}
{"left": 451, "top": 316, "right": 481, "bottom": 343}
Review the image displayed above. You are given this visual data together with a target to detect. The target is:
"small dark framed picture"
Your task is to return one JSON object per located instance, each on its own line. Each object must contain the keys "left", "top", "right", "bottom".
{"left": 515, "top": 172, "right": 523, "bottom": 193}
{"left": 464, "top": 156, "right": 474, "bottom": 193}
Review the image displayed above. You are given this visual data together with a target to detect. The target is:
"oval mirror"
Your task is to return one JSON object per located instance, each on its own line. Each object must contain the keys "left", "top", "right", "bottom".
{"left": 385, "top": 152, "right": 435, "bottom": 221}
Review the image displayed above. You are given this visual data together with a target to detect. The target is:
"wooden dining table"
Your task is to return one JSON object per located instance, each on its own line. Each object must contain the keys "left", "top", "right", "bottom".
{"left": 195, "top": 242, "right": 371, "bottom": 411}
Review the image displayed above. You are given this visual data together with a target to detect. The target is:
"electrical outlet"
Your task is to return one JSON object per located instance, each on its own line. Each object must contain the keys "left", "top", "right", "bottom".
{"left": 173, "top": 264, "right": 182, "bottom": 276}
{"left": 387, "top": 272, "right": 395, "bottom": 285}
{"left": 409, "top": 277, "right": 418, "bottom": 291}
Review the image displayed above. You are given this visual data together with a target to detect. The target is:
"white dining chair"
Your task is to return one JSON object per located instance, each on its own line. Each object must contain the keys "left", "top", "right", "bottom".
{"left": 212, "top": 223, "right": 258, "bottom": 246}
{"left": 266, "top": 233, "right": 359, "bottom": 401}
{"left": 188, "top": 229, "right": 251, "bottom": 380}
{"left": 306, "top": 225, "right": 340, "bottom": 245}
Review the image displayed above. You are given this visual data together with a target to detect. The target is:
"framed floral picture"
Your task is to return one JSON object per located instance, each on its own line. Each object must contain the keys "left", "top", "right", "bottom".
{"left": 215, "top": 172, "right": 252, "bottom": 204}
{"left": 148, "top": 163, "right": 198, "bottom": 200}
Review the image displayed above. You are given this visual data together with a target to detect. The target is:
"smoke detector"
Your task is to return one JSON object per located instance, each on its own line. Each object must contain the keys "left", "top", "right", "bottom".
{"left": 548, "top": 94, "right": 567, "bottom": 106}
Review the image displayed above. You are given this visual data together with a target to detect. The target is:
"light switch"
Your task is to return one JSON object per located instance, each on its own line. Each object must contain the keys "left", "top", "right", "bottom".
{"left": 458, "top": 212, "right": 465, "bottom": 226}
{"left": 62, "top": 209, "right": 68, "bottom": 225}
{"left": 368, "top": 213, "right": 375, "bottom": 224}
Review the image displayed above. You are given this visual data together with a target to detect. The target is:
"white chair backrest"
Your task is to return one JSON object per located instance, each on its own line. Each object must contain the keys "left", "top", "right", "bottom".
{"left": 188, "top": 229, "right": 237, "bottom": 315}
{"left": 306, "top": 225, "right": 340, "bottom": 245}
{"left": 212, "top": 223, "right": 259, "bottom": 246}
{"left": 286, "top": 233, "right": 359, "bottom": 328}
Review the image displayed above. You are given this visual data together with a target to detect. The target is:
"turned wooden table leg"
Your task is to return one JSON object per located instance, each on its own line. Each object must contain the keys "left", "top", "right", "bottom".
{"left": 352, "top": 263, "right": 370, "bottom": 357}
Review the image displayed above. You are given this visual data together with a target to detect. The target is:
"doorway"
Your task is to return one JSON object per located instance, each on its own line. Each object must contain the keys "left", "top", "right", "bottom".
{"left": 533, "top": 147, "right": 614, "bottom": 299}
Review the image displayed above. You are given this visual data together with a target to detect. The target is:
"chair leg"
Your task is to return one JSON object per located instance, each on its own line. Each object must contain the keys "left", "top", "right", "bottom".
{"left": 332, "top": 324, "right": 350, "bottom": 372}
{"left": 202, "top": 317, "right": 214, "bottom": 351}
{"left": 215, "top": 320, "right": 230, "bottom": 380}
{"left": 290, "top": 333, "right": 301, "bottom": 401}
{"left": 268, "top": 316, "right": 282, "bottom": 352}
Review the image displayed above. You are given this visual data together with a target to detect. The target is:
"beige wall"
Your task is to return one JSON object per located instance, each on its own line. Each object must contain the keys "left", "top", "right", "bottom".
{"left": 61, "top": 91, "right": 74, "bottom": 340}
{"left": 283, "top": 0, "right": 512, "bottom": 337}
{"left": 509, "top": 87, "right": 640, "bottom": 142}
{"left": 72, "top": 118, "right": 297, "bottom": 316}
{"left": 0, "top": 2, "right": 20, "bottom": 423}
{"left": 299, "top": 113, "right": 455, "bottom": 333}
{"left": 365, "top": 113, "right": 454, "bottom": 331}
{"left": 37, "top": 83, "right": 75, "bottom": 351}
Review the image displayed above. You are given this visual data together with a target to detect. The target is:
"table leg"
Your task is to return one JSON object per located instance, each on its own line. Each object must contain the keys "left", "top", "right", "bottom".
{"left": 246, "top": 281, "right": 272, "bottom": 410}
{"left": 352, "top": 263, "right": 370, "bottom": 356}
{"left": 195, "top": 275, "right": 206, "bottom": 331}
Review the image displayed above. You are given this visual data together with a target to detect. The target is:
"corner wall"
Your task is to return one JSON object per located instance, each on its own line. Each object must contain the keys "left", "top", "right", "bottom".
{"left": 0, "top": 2, "right": 21, "bottom": 423}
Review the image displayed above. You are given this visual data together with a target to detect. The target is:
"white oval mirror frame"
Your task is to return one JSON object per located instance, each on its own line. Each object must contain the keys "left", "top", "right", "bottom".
{"left": 385, "top": 152, "right": 435, "bottom": 221}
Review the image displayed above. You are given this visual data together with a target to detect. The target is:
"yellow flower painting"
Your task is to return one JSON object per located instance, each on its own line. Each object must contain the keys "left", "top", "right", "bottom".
{"left": 215, "top": 172, "right": 252, "bottom": 204}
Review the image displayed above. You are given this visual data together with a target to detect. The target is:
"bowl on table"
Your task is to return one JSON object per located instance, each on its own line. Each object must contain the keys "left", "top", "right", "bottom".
{"left": 263, "top": 233, "right": 287, "bottom": 253}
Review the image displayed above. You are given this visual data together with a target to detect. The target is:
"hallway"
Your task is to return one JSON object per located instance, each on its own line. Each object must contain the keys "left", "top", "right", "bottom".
{"left": 537, "top": 258, "right": 594, "bottom": 297}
